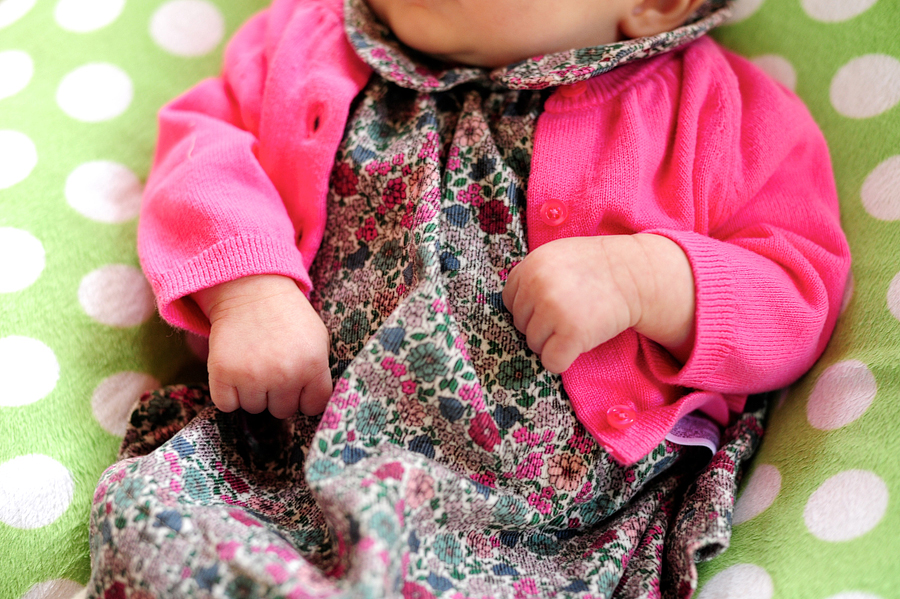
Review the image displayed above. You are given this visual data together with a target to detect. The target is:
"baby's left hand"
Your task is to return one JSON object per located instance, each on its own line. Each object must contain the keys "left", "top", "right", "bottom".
{"left": 502, "top": 234, "right": 696, "bottom": 373}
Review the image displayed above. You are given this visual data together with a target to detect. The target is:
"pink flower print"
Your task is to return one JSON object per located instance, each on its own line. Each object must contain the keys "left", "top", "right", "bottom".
{"left": 566, "top": 430, "right": 595, "bottom": 454}
{"left": 372, "top": 48, "right": 388, "bottom": 60}
{"left": 163, "top": 451, "right": 182, "bottom": 476}
{"left": 228, "top": 510, "right": 262, "bottom": 527}
{"left": 169, "top": 479, "right": 182, "bottom": 494}
{"left": 458, "top": 183, "right": 484, "bottom": 206}
{"left": 515, "top": 452, "right": 544, "bottom": 480}
{"left": 414, "top": 203, "right": 438, "bottom": 227}
{"left": 392, "top": 153, "right": 406, "bottom": 166}
{"left": 547, "top": 453, "right": 587, "bottom": 492}
{"left": 396, "top": 499, "right": 406, "bottom": 526}
{"left": 356, "top": 216, "right": 378, "bottom": 242}
{"left": 401, "top": 380, "right": 417, "bottom": 395}
{"left": 266, "top": 544, "right": 300, "bottom": 562}
{"left": 624, "top": 469, "right": 636, "bottom": 484}
{"left": 431, "top": 298, "right": 446, "bottom": 313}
{"left": 347, "top": 429, "right": 356, "bottom": 442}
{"left": 470, "top": 470, "right": 496, "bottom": 488}
{"left": 540, "top": 486, "right": 555, "bottom": 499}
{"left": 458, "top": 382, "right": 484, "bottom": 410}
{"left": 333, "top": 392, "right": 360, "bottom": 410}
{"left": 527, "top": 492, "right": 552, "bottom": 514}
{"left": 448, "top": 157, "right": 461, "bottom": 171}
{"left": 469, "top": 412, "right": 500, "bottom": 452}
{"left": 381, "top": 356, "right": 406, "bottom": 377}
{"left": 454, "top": 334, "right": 471, "bottom": 360}
{"left": 266, "top": 563, "right": 289, "bottom": 584}
{"left": 513, "top": 427, "right": 541, "bottom": 447}
{"left": 222, "top": 469, "right": 250, "bottom": 495}
{"left": 382, "top": 177, "right": 406, "bottom": 209}
{"left": 335, "top": 377, "right": 349, "bottom": 395}
{"left": 93, "top": 482, "right": 108, "bottom": 504}
{"left": 319, "top": 406, "right": 341, "bottom": 430}
{"left": 513, "top": 578, "right": 539, "bottom": 599}
{"left": 466, "top": 530, "right": 495, "bottom": 558}
{"left": 405, "top": 468, "right": 435, "bottom": 509}
{"left": 478, "top": 199, "right": 512, "bottom": 234}
{"left": 455, "top": 114, "right": 488, "bottom": 146}
{"left": 374, "top": 461, "right": 405, "bottom": 480}
{"left": 403, "top": 582, "right": 436, "bottom": 599}
{"left": 333, "top": 162, "right": 358, "bottom": 196}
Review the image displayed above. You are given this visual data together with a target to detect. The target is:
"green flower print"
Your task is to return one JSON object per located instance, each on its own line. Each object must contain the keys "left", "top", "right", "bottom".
{"left": 407, "top": 341, "right": 449, "bottom": 382}
{"left": 340, "top": 309, "right": 370, "bottom": 345}
{"left": 356, "top": 401, "right": 389, "bottom": 436}
{"left": 496, "top": 356, "right": 536, "bottom": 390}
{"left": 373, "top": 239, "right": 403, "bottom": 272}
{"left": 433, "top": 533, "right": 464, "bottom": 566}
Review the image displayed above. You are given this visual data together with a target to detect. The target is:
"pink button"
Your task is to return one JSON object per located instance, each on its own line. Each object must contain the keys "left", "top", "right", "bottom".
{"left": 539, "top": 199, "right": 568, "bottom": 227}
{"left": 559, "top": 80, "right": 588, "bottom": 97}
{"left": 606, "top": 405, "right": 636, "bottom": 430}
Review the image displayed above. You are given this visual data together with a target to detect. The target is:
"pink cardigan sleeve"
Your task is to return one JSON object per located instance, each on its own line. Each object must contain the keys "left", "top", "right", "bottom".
{"left": 644, "top": 48, "right": 851, "bottom": 395}
{"left": 138, "top": 0, "right": 370, "bottom": 335}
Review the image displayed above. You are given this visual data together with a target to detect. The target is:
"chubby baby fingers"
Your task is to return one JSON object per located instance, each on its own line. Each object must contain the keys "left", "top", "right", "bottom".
{"left": 299, "top": 367, "right": 333, "bottom": 416}
{"left": 538, "top": 333, "right": 582, "bottom": 374}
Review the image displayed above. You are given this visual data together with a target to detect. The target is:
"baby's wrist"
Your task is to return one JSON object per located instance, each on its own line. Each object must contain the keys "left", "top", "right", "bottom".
{"left": 192, "top": 274, "right": 303, "bottom": 321}
{"left": 629, "top": 234, "right": 696, "bottom": 359}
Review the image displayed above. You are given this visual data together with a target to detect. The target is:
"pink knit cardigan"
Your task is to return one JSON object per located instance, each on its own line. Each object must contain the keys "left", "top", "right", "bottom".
{"left": 140, "top": 0, "right": 850, "bottom": 463}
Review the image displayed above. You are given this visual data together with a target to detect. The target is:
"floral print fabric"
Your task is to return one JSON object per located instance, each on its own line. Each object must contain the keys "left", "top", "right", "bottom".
{"left": 88, "top": 3, "right": 764, "bottom": 597}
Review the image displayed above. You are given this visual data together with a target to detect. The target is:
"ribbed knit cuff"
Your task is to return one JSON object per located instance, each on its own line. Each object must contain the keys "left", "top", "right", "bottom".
{"left": 642, "top": 229, "right": 737, "bottom": 388}
{"left": 147, "top": 233, "right": 312, "bottom": 336}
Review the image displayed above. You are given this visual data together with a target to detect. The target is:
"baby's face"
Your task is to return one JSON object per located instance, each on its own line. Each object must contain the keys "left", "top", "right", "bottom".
{"left": 365, "top": 0, "right": 637, "bottom": 68}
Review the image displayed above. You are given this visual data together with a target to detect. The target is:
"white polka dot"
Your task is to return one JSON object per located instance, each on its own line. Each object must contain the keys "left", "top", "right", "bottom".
{"left": 807, "top": 360, "right": 877, "bottom": 430}
{"left": 56, "top": 63, "right": 133, "bottom": 122}
{"left": 801, "top": 0, "right": 878, "bottom": 22}
{"left": 824, "top": 593, "right": 884, "bottom": 599}
{"left": 697, "top": 563, "right": 773, "bottom": 599}
{"left": 725, "top": 0, "right": 766, "bottom": 24}
{"left": 150, "top": 0, "right": 225, "bottom": 57}
{"left": 0, "top": 0, "right": 36, "bottom": 29}
{"left": 0, "top": 227, "right": 45, "bottom": 293}
{"left": 0, "top": 50, "right": 33, "bottom": 100}
{"left": 751, "top": 55, "right": 797, "bottom": 91}
{"left": 54, "top": 0, "right": 125, "bottom": 32}
{"left": 92, "top": 371, "right": 159, "bottom": 436}
{"left": 841, "top": 269, "right": 854, "bottom": 315}
{"left": 830, "top": 55, "right": 900, "bottom": 119}
{"left": 0, "top": 336, "right": 59, "bottom": 407}
{"left": 78, "top": 264, "right": 155, "bottom": 327}
{"left": 65, "top": 161, "right": 143, "bottom": 223}
{"left": 0, "top": 130, "right": 37, "bottom": 190}
{"left": 860, "top": 155, "right": 900, "bottom": 221}
{"left": 888, "top": 271, "right": 900, "bottom": 322}
{"left": 21, "top": 579, "right": 86, "bottom": 599}
{"left": 805, "top": 470, "right": 888, "bottom": 541}
{"left": 734, "top": 464, "right": 781, "bottom": 525}
{"left": 0, "top": 454, "right": 74, "bottom": 529}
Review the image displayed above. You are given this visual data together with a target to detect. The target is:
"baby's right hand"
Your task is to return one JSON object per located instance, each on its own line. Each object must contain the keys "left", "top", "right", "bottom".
{"left": 192, "top": 274, "right": 332, "bottom": 418}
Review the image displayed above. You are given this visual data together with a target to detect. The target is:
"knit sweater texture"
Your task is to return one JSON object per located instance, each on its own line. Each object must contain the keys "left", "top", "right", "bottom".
{"left": 139, "top": 0, "right": 850, "bottom": 463}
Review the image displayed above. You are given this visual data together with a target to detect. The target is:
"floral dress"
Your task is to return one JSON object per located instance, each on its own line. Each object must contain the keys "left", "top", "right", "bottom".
{"left": 86, "top": 1, "right": 766, "bottom": 598}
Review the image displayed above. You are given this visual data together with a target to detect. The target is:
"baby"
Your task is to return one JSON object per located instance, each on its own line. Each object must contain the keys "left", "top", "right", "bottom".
{"left": 97, "top": 0, "right": 851, "bottom": 595}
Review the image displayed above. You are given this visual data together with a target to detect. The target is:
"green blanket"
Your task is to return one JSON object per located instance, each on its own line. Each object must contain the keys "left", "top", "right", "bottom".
{"left": 0, "top": 0, "right": 897, "bottom": 597}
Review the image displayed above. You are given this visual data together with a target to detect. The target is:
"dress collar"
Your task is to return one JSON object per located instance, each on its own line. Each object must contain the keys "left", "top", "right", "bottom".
{"left": 344, "top": 0, "right": 733, "bottom": 92}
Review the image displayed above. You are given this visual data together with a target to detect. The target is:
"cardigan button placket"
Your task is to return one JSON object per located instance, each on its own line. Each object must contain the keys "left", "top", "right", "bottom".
{"left": 539, "top": 199, "right": 568, "bottom": 227}
{"left": 606, "top": 404, "right": 636, "bottom": 430}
